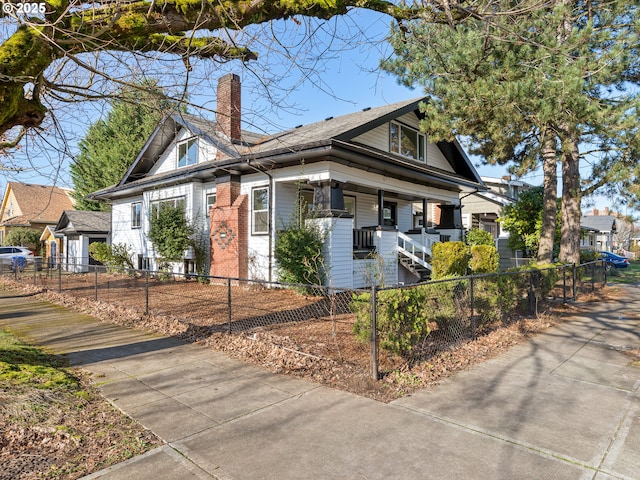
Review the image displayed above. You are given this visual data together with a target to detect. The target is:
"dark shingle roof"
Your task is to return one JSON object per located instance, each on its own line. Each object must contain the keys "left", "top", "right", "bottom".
{"left": 580, "top": 215, "right": 616, "bottom": 232}
{"left": 55, "top": 210, "right": 110, "bottom": 234}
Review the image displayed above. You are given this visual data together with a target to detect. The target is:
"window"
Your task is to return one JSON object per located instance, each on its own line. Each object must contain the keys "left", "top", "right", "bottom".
{"left": 205, "top": 193, "right": 216, "bottom": 217}
{"left": 390, "top": 121, "right": 426, "bottom": 162}
{"left": 150, "top": 197, "right": 186, "bottom": 219}
{"left": 344, "top": 195, "right": 356, "bottom": 228}
{"left": 131, "top": 202, "right": 142, "bottom": 228}
{"left": 383, "top": 201, "right": 397, "bottom": 227}
{"left": 252, "top": 187, "right": 269, "bottom": 235}
{"left": 177, "top": 138, "right": 198, "bottom": 168}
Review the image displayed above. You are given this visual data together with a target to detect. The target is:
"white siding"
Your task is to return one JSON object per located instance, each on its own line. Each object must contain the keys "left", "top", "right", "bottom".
{"left": 308, "top": 216, "right": 353, "bottom": 289}
{"left": 353, "top": 113, "right": 456, "bottom": 174}
{"left": 148, "top": 129, "right": 217, "bottom": 176}
{"left": 426, "top": 143, "right": 455, "bottom": 172}
{"left": 353, "top": 124, "right": 388, "bottom": 151}
{"left": 241, "top": 174, "right": 272, "bottom": 281}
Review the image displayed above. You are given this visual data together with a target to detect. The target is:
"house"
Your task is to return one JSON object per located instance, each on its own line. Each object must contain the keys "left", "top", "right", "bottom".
{"left": 54, "top": 210, "right": 111, "bottom": 272}
{"left": 90, "top": 74, "right": 485, "bottom": 288}
{"left": 0, "top": 182, "right": 75, "bottom": 246}
{"left": 460, "top": 175, "right": 535, "bottom": 270}
{"left": 460, "top": 175, "right": 534, "bottom": 238}
{"left": 581, "top": 208, "right": 635, "bottom": 254}
{"left": 40, "top": 226, "right": 63, "bottom": 268}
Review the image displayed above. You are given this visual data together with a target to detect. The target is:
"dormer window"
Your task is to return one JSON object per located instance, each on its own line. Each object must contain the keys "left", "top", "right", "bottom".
{"left": 390, "top": 121, "right": 426, "bottom": 162}
{"left": 178, "top": 138, "right": 198, "bottom": 168}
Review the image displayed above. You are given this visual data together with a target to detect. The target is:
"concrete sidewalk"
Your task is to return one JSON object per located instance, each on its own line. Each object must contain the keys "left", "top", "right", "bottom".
{"left": 0, "top": 286, "right": 639, "bottom": 480}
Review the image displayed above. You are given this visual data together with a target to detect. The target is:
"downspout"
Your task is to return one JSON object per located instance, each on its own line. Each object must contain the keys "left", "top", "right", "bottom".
{"left": 246, "top": 159, "right": 275, "bottom": 282}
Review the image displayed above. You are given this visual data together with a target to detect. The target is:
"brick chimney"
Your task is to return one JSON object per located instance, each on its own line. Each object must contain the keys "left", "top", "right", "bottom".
{"left": 216, "top": 73, "right": 241, "bottom": 142}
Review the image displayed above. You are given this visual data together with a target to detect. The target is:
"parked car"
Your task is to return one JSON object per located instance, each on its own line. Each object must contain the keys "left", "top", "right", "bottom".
{"left": 599, "top": 251, "right": 630, "bottom": 270}
{"left": 0, "top": 246, "right": 40, "bottom": 271}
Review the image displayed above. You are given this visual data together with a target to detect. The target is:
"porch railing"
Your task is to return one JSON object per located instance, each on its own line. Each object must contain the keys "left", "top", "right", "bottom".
{"left": 397, "top": 231, "right": 432, "bottom": 271}
{"left": 353, "top": 228, "right": 376, "bottom": 258}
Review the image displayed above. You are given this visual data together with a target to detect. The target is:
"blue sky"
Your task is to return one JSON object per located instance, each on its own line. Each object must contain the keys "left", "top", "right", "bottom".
{"left": 0, "top": 8, "right": 623, "bottom": 215}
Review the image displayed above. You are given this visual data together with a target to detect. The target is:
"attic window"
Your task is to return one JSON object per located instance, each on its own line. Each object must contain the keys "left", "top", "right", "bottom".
{"left": 178, "top": 138, "right": 198, "bottom": 168}
{"left": 390, "top": 121, "right": 426, "bottom": 162}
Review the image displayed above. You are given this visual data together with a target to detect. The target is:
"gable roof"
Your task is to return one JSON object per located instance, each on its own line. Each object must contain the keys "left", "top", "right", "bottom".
{"left": 0, "top": 183, "right": 75, "bottom": 226}
{"left": 92, "top": 98, "right": 485, "bottom": 200}
{"left": 55, "top": 210, "right": 110, "bottom": 235}
{"left": 580, "top": 215, "right": 616, "bottom": 233}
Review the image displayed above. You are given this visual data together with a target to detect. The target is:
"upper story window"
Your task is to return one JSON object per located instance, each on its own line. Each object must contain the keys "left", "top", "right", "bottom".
{"left": 178, "top": 138, "right": 198, "bottom": 168}
{"left": 131, "top": 202, "right": 142, "bottom": 229}
{"left": 390, "top": 121, "right": 426, "bottom": 162}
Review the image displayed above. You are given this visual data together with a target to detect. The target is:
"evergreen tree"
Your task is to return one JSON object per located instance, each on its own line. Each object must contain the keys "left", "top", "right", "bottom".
{"left": 383, "top": 0, "right": 640, "bottom": 264}
{"left": 70, "top": 84, "right": 171, "bottom": 210}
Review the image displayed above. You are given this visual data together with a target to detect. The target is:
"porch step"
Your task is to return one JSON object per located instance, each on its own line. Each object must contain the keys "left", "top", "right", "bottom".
{"left": 399, "top": 256, "right": 430, "bottom": 281}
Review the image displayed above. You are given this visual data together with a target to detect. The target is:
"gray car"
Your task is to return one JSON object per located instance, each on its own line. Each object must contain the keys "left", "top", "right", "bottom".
{"left": 0, "top": 246, "right": 37, "bottom": 271}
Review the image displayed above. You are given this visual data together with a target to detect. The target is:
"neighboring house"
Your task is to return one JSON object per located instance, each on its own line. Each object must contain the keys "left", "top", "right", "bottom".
{"left": 581, "top": 208, "right": 635, "bottom": 253}
{"left": 0, "top": 182, "right": 75, "bottom": 245}
{"left": 461, "top": 175, "right": 534, "bottom": 237}
{"left": 54, "top": 210, "right": 111, "bottom": 272}
{"left": 461, "top": 175, "right": 535, "bottom": 270}
{"left": 580, "top": 214, "right": 618, "bottom": 252}
{"left": 40, "top": 226, "right": 63, "bottom": 268}
{"left": 91, "top": 74, "right": 485, "bottom": 288}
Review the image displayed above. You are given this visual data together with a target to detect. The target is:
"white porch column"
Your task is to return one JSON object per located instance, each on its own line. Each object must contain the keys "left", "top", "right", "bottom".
{"left": 307, "top": 215, "right": 353, "bottom": 289}
{"left": 373, "top": 228, "right": 399, "bottom": 287}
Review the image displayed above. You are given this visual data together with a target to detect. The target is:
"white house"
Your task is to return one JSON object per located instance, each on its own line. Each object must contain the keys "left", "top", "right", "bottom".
{"left": 54, "top": 210, "right": 111, "bottom": 272}
{"left": 91, "top": 74, "right": 485, "bottom": 288}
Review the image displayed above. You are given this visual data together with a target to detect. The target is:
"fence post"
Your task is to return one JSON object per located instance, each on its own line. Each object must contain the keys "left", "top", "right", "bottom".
{"left": 602, "top": 259, "right": 607, "bottom": 286}
{"left": 227, "top": 278, "right": 232, "bottom": 334}
{"left": 58, "top": 263, "right": 62, "bottom": 293}
{"left": 528, "top": 270, "right": 536, "bottom": 315}
{"left": 94, "top": 266, "right": 98, "bottom": 301}
{"left": 469, "top": 276, "right": 476, "bottom": 338}
{"left": 591, "top": 262, "right": 595, "bottom": 291}
{"left": 562, "top": 265, "right": 567, "bottom": 304}
{"left": 370, "top": 284, "right": 378, "bottom": 381}
{"left": 145, "top": 270, "right": 150, "bottom": 315}
{"left": 33, "top": 260, "right": 37, "bottom": 286}
{"left": 572, "top": 263, "right": 577, "bottom": 300}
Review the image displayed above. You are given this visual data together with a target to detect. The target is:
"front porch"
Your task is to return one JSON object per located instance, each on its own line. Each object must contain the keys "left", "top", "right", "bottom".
{"left": 302, "top": 179, "right": 463, "bottom": 288}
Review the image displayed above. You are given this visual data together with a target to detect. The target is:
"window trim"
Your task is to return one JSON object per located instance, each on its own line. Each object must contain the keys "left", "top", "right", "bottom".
{"left": 205, "top": 193, "right": 217, "bottom": 217}
{"left": 252, "top": 186, "right": 270, "bottom": 235}
{"left": 131, "top": 202, "right": 142, "bottom": 229}
{"left": 177, "top": 137, "right": 198, "bottom": 168}
{"left": 389, "top": 121, "right": 426, "bottom": 163}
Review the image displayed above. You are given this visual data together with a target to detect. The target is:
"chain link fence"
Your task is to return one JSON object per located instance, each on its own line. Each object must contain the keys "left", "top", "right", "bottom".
{"left": 0, "top": 259, "right": 607, "bottom": 381}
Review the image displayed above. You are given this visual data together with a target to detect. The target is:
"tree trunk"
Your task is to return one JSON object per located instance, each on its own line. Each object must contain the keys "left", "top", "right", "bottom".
{"left": 537, "top": 134, "right": 558, "bottom": 263}
{"left": 559, "top": 137, "right": 581, "bottom": 264}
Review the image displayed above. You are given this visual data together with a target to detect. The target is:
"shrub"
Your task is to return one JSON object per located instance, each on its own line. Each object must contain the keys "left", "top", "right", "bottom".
{"left": 465, "top": 228, "right": 495, "bottom": 247}
{"left": 4, "top": 228, "right": 40, "bottom": 250}
{"left": 352, "top": 286, "right": 431, "bottom": 356}
{"left": 275, "top": 222, "right": 325, "bottom": 286}
{"left": 579, "top": 249, "right": 600, "bottom": 263}
{"left": 473, "top": 274, "right": 524, "bottom": 327}
{"left": 421, "top": 280, "right": 467, "bottom": 335}
{"left": 470, "top": 245, "right": 499, "bottom": 274}
{"left": 148, "top": 203, "right": 194, "bottom": 263}
{"left": 88, "top": 242, "right": 134, "bottom": 272}
{"left": 431, "top": 241, "right": 469, "bottom": 279}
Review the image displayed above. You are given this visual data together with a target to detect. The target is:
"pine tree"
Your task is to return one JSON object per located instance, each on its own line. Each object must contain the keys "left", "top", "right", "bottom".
{"left": 383, "top": 0, "right": 640, "bottom": 264}
{"left": 70, "top": 84, "right": 171, "bottom": 211}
